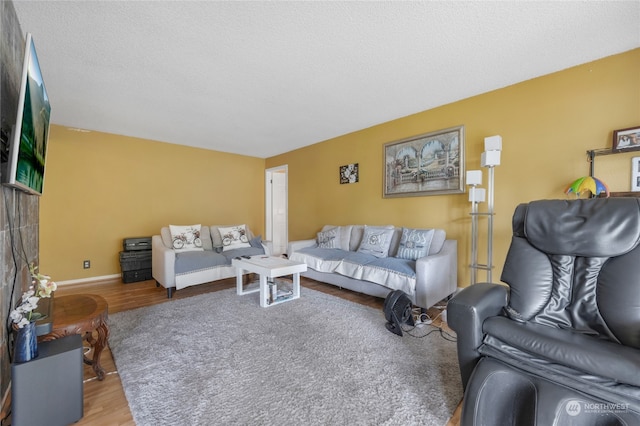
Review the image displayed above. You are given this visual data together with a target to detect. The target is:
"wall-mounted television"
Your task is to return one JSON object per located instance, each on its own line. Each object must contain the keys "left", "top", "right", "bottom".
{"left": 3, "top": 33, "right": 51, "bottom": 195}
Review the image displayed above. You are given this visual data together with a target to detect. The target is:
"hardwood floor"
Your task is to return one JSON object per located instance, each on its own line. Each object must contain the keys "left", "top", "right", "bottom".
{"left": 34, "top": 276, "right": 462, "bottom": 425}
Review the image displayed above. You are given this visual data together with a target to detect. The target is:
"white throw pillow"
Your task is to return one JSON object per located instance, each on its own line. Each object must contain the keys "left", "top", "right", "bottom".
{"left": 357, "top": 225, "right": 395, "bottom": 258}
{"left": 317, "top": 227, "right": 341, "bottom": 249}
{"left": 321, "top": 225, "right": 352, "bottom": 251}
{"left": 169, "top": 224, "right": 204, "bottom": 252}
{"left": 396, "top": 228, "right": 435, "bottom": 260}
{"left": 218, "top": 224, "right": 251, "bottom": 251}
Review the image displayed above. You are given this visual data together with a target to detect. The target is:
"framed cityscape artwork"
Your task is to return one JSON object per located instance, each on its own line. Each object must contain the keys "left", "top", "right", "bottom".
{"left": 383, "top": 125, "right": 465, "bottom": 197}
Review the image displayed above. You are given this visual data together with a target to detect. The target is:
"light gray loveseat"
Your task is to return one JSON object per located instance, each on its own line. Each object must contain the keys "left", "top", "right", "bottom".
{"left": 152, "top": 224, "right": 270, "bottom": 298}
{"left": 288, "top": 225, "right": 457, "bottom": 309}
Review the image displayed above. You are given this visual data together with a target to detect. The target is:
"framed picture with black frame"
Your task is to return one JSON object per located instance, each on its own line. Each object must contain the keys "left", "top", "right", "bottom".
{"left": 340, "top": 163, "right": 359, "bottom": 184}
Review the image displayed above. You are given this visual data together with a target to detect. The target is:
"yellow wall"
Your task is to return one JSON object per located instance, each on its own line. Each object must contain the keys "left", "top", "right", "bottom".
{"left": 40, "top": 128, "right": 265, "bottom": 281}
{"left": 39, "top": 49, "right": 639, "bottom": 286}
{"left": 266, "top": 48, "right": 640, "bottom": 287}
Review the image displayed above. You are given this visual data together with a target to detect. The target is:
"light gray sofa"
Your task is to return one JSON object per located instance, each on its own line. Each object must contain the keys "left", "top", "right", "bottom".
{"left": 152, "top": 224, "right": 270, "bottom": 298}
{"left": 288, "top": 225, "right": 457, "bottom": 309}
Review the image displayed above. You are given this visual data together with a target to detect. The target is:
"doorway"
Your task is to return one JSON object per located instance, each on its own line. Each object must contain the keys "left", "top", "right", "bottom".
{"left": 265, "top": 165, "right": 288, "bottom": 256}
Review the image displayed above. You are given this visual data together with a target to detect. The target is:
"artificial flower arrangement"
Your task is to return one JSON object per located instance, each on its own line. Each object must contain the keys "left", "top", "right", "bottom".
{"left": 9, "top": 264, "right": 57, "bottom": 329}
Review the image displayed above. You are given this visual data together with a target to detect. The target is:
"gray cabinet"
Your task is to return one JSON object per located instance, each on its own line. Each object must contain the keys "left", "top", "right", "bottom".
{"left": 11, "top": 334, "right": 83, "bottom": 426}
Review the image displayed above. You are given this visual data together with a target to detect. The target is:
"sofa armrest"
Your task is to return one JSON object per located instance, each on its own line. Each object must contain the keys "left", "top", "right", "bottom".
{"left": 152, "top": 235, "right": 176, "bottom": 288}
{"left": 414, "top": 239, "right": 457, "bottom": 310}
{"left": 447, "top": 282, "right": 509, "bottom": 390}
{"left": 287, "top": 238, "right": 317, "bottom": 255}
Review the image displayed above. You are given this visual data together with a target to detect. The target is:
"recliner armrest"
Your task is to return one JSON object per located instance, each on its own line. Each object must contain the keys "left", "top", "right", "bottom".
{"left": 447, "top": 282, "right": 509, "bottom": 390}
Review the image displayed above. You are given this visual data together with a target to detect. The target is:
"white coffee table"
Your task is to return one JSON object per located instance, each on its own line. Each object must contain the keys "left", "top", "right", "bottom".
{"left": 232, "top": 256, "right": 307, "bottom": 307}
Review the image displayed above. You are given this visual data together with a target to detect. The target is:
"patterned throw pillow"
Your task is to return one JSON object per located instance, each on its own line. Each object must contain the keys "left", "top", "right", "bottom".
{"left": 218, "top": 224, "right": 251, "bottom": 251}
{"left": 396, "top": 228, "right": 435, "bottom": 260}
{"left": 357, "top": 225, "right": 395, "bottom": 258}
{"left": 317, "top": 227, "right": 341, "bottom": 249}
{"left": 169, "top": 224, "right": 204, "bottom": 252}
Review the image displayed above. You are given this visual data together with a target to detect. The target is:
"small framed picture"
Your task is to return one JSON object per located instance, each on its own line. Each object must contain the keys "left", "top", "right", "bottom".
{"left": 340, "top": 163, "right": 359, "bottom": 184}
{"left": 613, "top": 126, "right": 640, "bottom": 153}
{"left": 632, "top": 157, "right": 640, "bottom": 192}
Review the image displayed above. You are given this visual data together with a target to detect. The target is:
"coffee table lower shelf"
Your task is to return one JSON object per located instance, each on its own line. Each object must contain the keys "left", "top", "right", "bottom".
{"left": 232, "top": 256, "right": 307, "bottom": 308}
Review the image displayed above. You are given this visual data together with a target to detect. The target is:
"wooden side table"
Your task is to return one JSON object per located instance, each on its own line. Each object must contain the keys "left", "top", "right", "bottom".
{"left": 39, "top": 294, "right": 110, "bottom": 380}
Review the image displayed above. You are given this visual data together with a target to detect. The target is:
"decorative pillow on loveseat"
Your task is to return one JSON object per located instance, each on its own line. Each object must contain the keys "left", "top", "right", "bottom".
{"left": 218, "top": 224, "right": 251, "bottom": 251}
{"left": 396, "top": 228, "right": 435, "bottom": 260}
{"left": 317, "top": 227, "right": 341, "bottom": 249}
{"left": 357, "top": 225, "right": 395, "bottom": 258}
{"left": 169, "top": 224, "right": 204, "bottom": 252}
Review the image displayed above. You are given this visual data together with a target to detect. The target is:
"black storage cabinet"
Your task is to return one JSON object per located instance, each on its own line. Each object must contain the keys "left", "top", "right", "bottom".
{"left": 120, "top": 237, "right": 152, "bottom": 283}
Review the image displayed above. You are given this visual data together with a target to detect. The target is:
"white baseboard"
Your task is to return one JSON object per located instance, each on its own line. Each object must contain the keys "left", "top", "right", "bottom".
{"left": 57, "top": 274, "right": 121, "bottom": 286}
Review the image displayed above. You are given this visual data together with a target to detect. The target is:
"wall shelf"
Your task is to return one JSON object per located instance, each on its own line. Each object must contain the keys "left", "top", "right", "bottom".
{"left": 600, "top": 191, "right": 640, "bottom": 198}
{"left": 587, "top": 147, "right": 638, "bottom": 176}
{"left": 588, "top": 147, "right": 640, "bottom": 197}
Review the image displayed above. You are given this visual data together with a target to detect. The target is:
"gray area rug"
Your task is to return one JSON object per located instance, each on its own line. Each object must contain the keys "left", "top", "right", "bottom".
{"left": 108, "top": 287, "right": 462, "bottom": 425}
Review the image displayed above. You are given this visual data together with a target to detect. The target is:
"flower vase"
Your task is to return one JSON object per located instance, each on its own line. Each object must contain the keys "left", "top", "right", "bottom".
{"left": 13, "top": 321, "right": 38, "bottom": 363}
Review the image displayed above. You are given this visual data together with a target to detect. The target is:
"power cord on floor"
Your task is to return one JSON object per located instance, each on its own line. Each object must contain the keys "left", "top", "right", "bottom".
{"left": 402, "top": 324, "right": 457, "bottom": 341}
{"left": 400, "top": 307, "right": 457, "bottom": 341}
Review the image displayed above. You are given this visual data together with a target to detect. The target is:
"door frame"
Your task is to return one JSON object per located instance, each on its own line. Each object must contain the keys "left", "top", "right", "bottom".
{"left": 265, "top": 165, "right": 288, "bottom": 255}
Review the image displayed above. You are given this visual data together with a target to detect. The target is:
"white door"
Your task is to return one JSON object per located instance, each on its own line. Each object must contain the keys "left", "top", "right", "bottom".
{"left": 266, "top": 166, "right": 288, "bottom": 256}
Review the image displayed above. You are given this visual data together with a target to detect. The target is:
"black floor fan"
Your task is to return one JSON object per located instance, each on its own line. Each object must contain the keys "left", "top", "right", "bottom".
{"left": 383, "top": 290, "right": 414, "bottom": 336}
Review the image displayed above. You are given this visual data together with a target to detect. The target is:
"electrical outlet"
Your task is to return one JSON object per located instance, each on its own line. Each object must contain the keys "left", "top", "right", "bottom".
{"left": 83, "top": 260, "right": 90, "bottom": 269}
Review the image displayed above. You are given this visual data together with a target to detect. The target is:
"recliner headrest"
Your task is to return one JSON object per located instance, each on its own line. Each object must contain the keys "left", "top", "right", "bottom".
{"left": 518, "top": 198, "right": 640, "bottom": 257}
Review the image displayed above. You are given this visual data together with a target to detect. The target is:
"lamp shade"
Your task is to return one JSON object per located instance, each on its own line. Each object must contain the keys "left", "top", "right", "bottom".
{"left": 484, "top": 135, "right": 502, "bottom": 151}
{"left": 481, "top": 150, "right": 501, "bottom": 167}
{"left": 466, "top": 170, "right": 482, "bottom": 186}
{"left": 468, "top": 187, "right": 486, "bottom": 203}
{"left": 565, "top": 176, "right": 610, "bottom": 198}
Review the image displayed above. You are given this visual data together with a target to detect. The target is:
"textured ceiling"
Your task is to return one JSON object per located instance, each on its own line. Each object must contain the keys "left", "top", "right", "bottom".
{"left": 12, "top": 1, "right": 640, "bottom": 158}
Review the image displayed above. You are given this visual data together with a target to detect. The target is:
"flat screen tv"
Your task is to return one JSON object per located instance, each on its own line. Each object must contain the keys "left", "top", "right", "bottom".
{"left": 3, "top": 33, "right": 51, "bottom": 195}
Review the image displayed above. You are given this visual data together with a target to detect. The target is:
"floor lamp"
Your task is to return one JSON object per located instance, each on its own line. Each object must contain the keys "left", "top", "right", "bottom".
{"left": 467, "top": 170, "right": 484, "bottom": 285}
{"left": 468, "top": 135, "right": 502, "bottom": 284}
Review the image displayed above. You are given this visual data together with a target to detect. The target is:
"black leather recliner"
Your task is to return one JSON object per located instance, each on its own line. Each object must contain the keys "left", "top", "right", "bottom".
{"left": 448, "top": 198, "right": 640, "bottom": 425}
